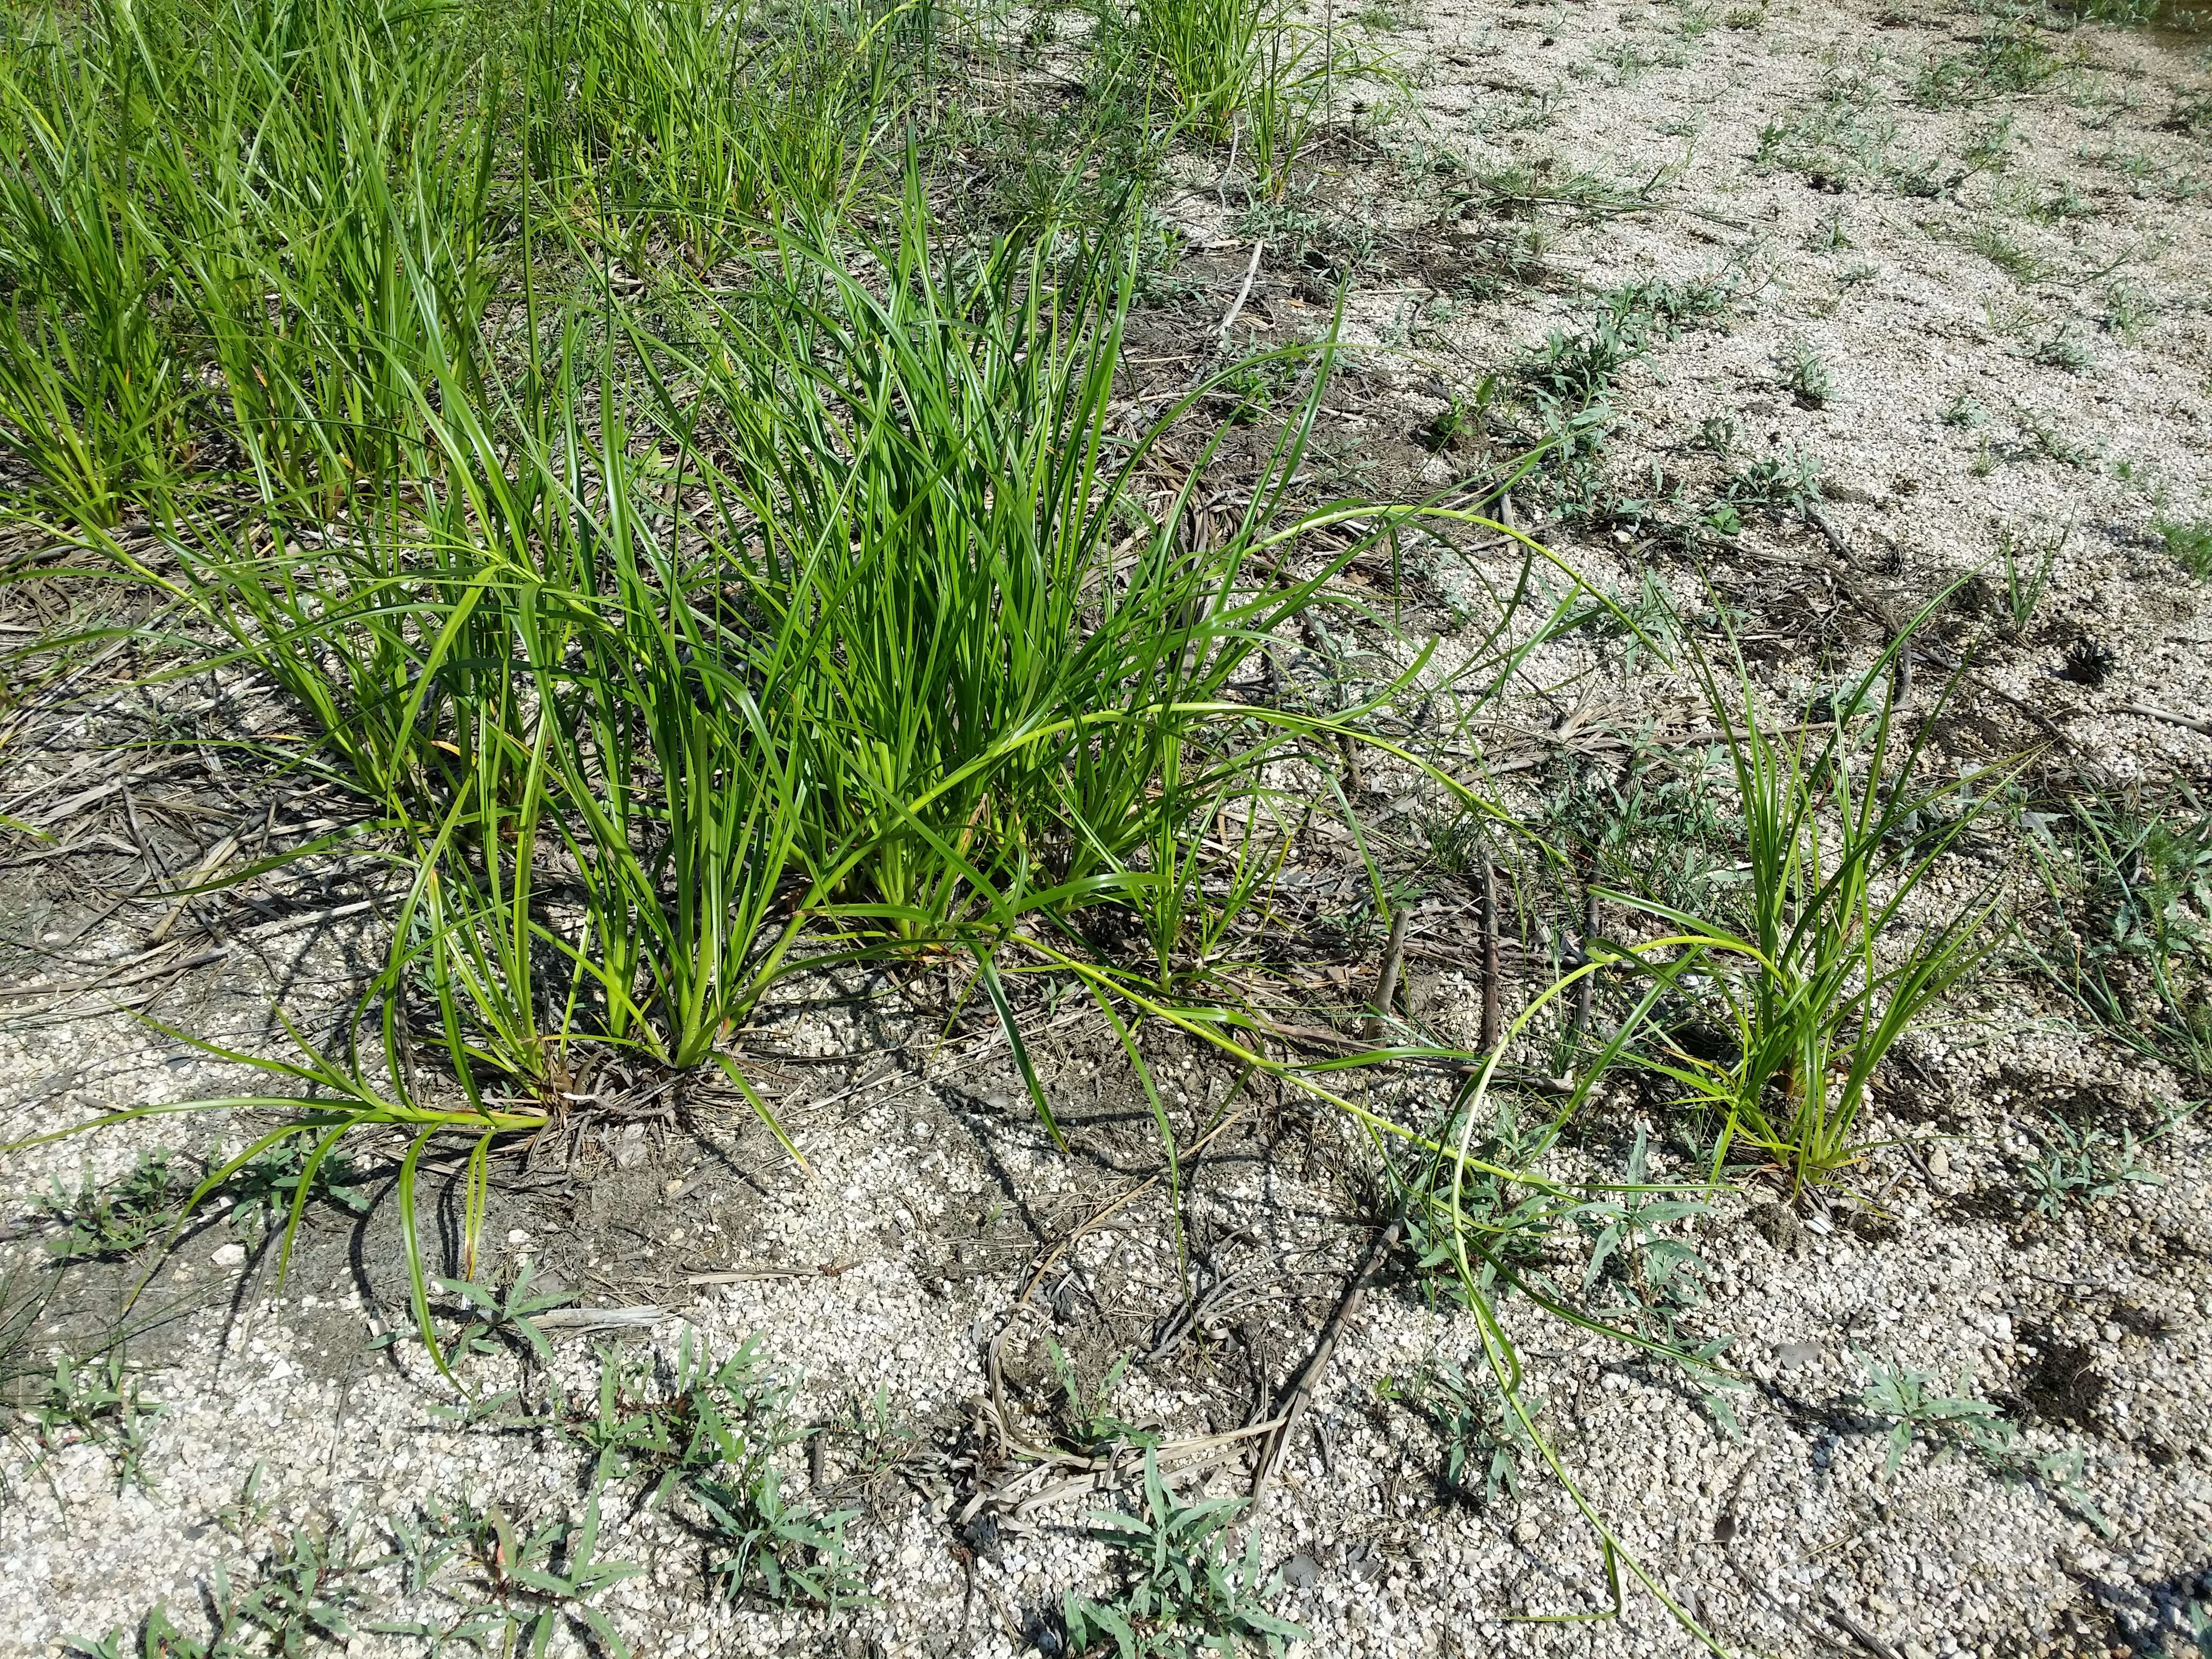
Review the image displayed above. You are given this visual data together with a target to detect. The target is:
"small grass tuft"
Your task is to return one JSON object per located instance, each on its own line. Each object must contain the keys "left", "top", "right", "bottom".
{"left": 2156, "top": 516, "right": 2212, "bottom": 578}
{"left": 1613, "top": 632, "right": 2011, "bottom": 1192}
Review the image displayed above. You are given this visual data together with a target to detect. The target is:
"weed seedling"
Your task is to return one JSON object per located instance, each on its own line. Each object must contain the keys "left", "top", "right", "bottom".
{"left": 1574, "top": 1125, "right": 1749, "bottom": 1434}
{"left": 2156, "top": 517, "right": 2212, "bottom": 578}
{"left": 2019, "top": 405, "right": 2097, "bottom": 467}
{"left": 1418, "top": 392, "right": 1484, "bottom": 453}
{"left": 1912, "top": 31, "right": 2061, "bottom": 109}
{"left": 2100, "top": 283, "right": 2155, "bottom": 344}
{"left": 2031, "top": 332, "right": 2095, "bottom": 375}
{"left": 1941, "top": 392, "right": 1990, "bottom": 429}
{"left": 1971, "top": 223, "right": 2047, "bottom": 283}
{"left": 1047, "top": 1338, "right": 1159, "bottom": 1454}
{"left": 433, "top": 1261, "right": 579, "bottom": 1369}
{"left": 1855, "top": 1353, "right": 2108, "bottom": 1529}
{"left": 67, "top": 1514, "right": 401, "bottom": 1659}
{"left": 2018, "top": 1114, "right": 2163, "bottom": 1215}
{"left": 1778, "top": 336, "right": 1832, "bottom": 407}
{"left": 567, "top": 1333, "right": 862, "bottom": 1608}
{"left": 1715, "top": 447, "right": 1826, "bottom": 518}
{"left": 30, "top": 1354, "right": 163, "bottom": 1490}
{"left": 825, "top": 1384, "right": 929, "bottom": 1506}
{"left": 1577, "top": 1126, "right": 1714, "bottom": 1331}
{"left": 208, "top": 1524, "right": 381, "bottom": 1656}
{"left": 1378, "top": 1359, "right": 1540, "bottom": 1505}
{"left": 1857, "top": 1354, "right": 2013, "bottom": 1474}
{"left": 39, "top": 1153, "right": 190, "bottom": 1261}
{"left": 224, "top": 1140, "right": 372, "bottom": 1245}
{"left": 434, "top": 1495, "right": 643, "bottom": 1653}
{"left": 2023, "top": 787, "right": 2211, "bottom": 1084}
{"left": 1062, "top": 1450, "right": 1306, "bottom": 1655}
{"left": 1961, "top": 114, "right": 2021, "bottom": 176}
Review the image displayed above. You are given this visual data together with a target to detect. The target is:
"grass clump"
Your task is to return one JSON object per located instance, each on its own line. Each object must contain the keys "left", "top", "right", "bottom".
{"left": 21, "top": 177, "right": 1522, "bottom": 1365}
{"left": 1125, "top": 0, "right": 1385, "bottom": 196}
{"left": 1618, "top": 637, "right": 2009, "bottom": 1192}
{"left": 0, "top": 0, "right": 912, "bottom": 533}
{"left": 2156, "top": 516, "right": 2212, "bottom": 577}
{"left": 527, "top": 0, "right": 894, "bottom": 270}
{"left": 1997, "top": 518, "right": 2065, "bottom": 631}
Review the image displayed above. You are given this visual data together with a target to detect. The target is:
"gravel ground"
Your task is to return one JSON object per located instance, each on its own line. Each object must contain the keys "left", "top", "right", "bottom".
{"left": 4, "top": 0, "right": 2211, "bottom": 1655}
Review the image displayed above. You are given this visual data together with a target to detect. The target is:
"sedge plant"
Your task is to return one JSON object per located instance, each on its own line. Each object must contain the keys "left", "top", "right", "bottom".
{"left": 20, "top": 174, "right": 1545, "bottom": 1368}
{"left": 1615, "top": 627, "right": 2011, "bottom": 1192}
{"left": 1129, "top": 0, "right": 1385, "bottom": 196}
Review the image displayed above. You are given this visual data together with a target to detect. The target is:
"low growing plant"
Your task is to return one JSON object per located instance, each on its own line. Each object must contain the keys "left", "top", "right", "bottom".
{"left": 569, "top": 1332, "right": 863, "bottom": 1608}
{"left": 1778, "top": 335, "right": 1832, "bottom": 407}
{"left": 38, "top": 1153, "right": 192, "bottom": 1261}
{"left": 2157, "top": 516, "right": 2212, "bottom": 579}
{"left": 1855, "top": 1352, "right": 2106, "bottom": 1530}
{"left": 27, "top": 1352, "right": 163, "bottom": 1490}
{"left": 1062, "top": 1449, "right": 1306, "bottom": 1657}
{"left": 2017, "top": 1114, "right": 2164, "bottom": 1216}
{"left": 1378, "top": 1357, "right": 1541, "bottom": 1505}
{"left": 1046, "top": 1338, "right": 1159, "bottom": 1455}
{"left": 2022, "top": 784, "right": 2211, "bottom": 1083}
